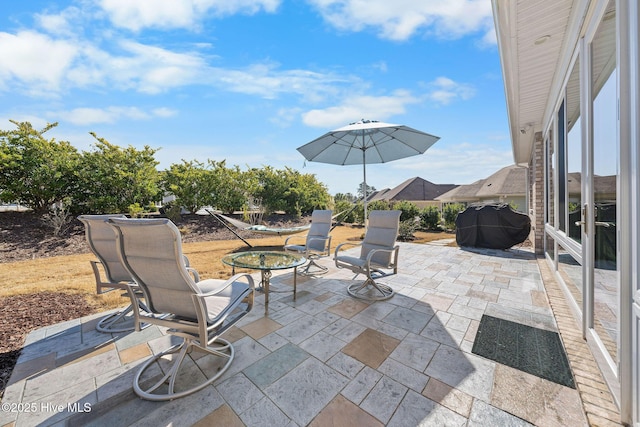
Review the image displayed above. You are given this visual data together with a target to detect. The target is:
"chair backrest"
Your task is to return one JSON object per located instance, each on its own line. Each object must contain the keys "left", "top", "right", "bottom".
{"left": 361, "top": 210, "right": 401, "bottom": 266}
{"left": 78, "top": 214, "right": 131, "bottom": 283}
{"left": 306, "top": 210, "right": 332, "bottom": 251}
{"left": 108, "top": 218, "right": 200, "bottom": 320}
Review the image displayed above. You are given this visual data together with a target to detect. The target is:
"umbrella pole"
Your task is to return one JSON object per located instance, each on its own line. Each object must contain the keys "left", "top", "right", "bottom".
{"left": 362, "top": 147, "right": 367, "bottom": 229}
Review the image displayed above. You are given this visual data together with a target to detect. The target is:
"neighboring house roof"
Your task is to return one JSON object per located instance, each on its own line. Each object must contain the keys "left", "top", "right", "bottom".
{"left": 567, "top": 172, "right": 616, "bottom": 199}
{"left": 367, "top": 188, "right": 390, "bottom": 201}
{"left": 435, "top": 180, "right": 484, "bottom": 202}
{"left": 370, "top": 177, "right": 458, "bottom": 202}
{"left": 436, "top": 165, "right": 526, "bottom": 202}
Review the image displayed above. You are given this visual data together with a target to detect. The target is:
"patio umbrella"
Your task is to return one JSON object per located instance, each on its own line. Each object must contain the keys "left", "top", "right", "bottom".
{"left": 297, "top": 119, "right": 440, "bottom": 220}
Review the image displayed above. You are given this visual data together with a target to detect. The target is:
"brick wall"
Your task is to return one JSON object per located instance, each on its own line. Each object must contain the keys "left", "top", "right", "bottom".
{"left": 529, "top": 131, "right": 544, "bottom": 254}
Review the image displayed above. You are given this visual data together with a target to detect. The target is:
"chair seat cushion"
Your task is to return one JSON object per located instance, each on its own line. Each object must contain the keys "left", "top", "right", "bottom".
{"left": 336, "top": 255, "right": 367, "bottom": 269}
{"left": 198, "top": 279, "right": 251, "bottom": 324}
{"left": 284, "top": 244, "right": 306, "bottom": 253}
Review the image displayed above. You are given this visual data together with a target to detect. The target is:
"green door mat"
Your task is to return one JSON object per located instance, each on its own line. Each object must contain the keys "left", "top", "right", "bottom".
{"left": 472, "top": 315, "right": 575, "bottom": 388}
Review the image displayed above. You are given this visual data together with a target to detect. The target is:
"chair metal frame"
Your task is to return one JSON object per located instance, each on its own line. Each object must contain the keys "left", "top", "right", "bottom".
{"left": 78, "top": 214, "right": 150, "bottom": 333}
{"left": 284, "top": 210, "right": 333, "bottom": 275}
{"left": 109, "top": 217, "right": 254, "bottom": 401}
{"left": 334, "top": 210, "right": 401, "bottom": 301}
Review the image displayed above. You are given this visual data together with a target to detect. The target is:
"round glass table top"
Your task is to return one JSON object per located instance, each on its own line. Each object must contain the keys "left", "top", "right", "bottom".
{"left": 221, "top": 251, "right": 306, "bottom": 270}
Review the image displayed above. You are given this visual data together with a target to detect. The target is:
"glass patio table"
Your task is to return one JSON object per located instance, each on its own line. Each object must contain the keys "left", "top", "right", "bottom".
{"left": 221, "top": 251, "right": 306, "bottom": 314}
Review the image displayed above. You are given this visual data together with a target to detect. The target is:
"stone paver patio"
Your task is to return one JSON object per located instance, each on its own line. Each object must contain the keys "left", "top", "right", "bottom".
{"left": 0, "top": 242, "right": 621, "bottom": 426}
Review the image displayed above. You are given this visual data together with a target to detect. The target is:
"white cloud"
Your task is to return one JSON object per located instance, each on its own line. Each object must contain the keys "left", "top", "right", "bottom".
{"left": 0, "top": 31, "right": 77, "bottom": 94}
{"left": 0, "top": 115, "right": 49, "bottom": 130}
{"left": 372, "top": 61, "right": 388, "bottom": 73}
{"left": 0, "top": 24, "right": 356, "bottom": 102}
{"left": 392, "top": 141, "right": 513, "bottom": 184}
{"left": 57, "top": 40, "right": 211, "bottom": 94}
{"left": 301, "top": 90, "right": 419, "bottom": 128}
{"left": 152, "top": 107, "right": 178, "bottom": 118}
{"left": 99, "top": 0, "right": 281, "bottom": 31}
{"left": 210, "top": 64, "right": 354, "bottom": 101}
{"left": 426, "top": 77, "right": 475, "bottom": 105}
{"left": 0, "top": 1, "right": 487, "bottom": 136}
{"left": 35, "top": 7, "right": 84, "bottom": 37}
{"left": 307, "top": 0, "right": 494, "bottom": 41}
{"left": 270, "top": 107, "right": 303, "bottom": 127}
{"left": 111, "top": 41, "right": 210, "bottom": 93}
{"left": 56, "top": 106, "right": 151, "bottom": 125}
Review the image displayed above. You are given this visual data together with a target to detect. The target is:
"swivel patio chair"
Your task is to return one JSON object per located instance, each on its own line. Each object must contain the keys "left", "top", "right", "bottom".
{"left": 334, "top": 210, "right": 401, "bottom": 301}
{"left": 79, "top": 214, "right": 150, "bottom": 333}
{"left": 284, "top": 209, "right": 333, "bottom": 275}
{"left": 108, "top": 217, "right": 255, "bottom": 401}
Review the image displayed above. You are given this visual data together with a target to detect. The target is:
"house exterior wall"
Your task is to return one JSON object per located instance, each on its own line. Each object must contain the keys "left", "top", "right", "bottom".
{"left": 538, "top": 2, "right": 636, "bottom": 423}
{"left": 493, "top": 0, "right": 640, "bottom": 423}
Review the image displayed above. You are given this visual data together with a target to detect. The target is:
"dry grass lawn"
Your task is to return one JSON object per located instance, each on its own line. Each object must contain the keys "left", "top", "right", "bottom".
{"left": 0, "top": 225, "right": 454, "bottom": 313}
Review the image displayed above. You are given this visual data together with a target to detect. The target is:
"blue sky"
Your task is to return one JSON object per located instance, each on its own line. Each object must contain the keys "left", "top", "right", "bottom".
{"left": 0, "top": 0, "right": 512, "bottom": 196}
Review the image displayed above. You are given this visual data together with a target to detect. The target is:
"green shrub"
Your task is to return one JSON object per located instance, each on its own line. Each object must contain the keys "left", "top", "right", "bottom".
{"left": 398, "top": 219, "right": 418, "bottom": 241}
{"left": 334, "top": 200, "right": 356, "bottom": 223}
{"left": 353, "top": 202, "right": 364, "bottom": 224}
{"left": 367, "top": 200, "right": 391, "bottom": 212}
{"left": 162, "top": 201, "right": 183, "bottom": 223}
{"left": 420, "top": 206, "right": 441, "bottom": 230}
{"left": 443, "top": 203, "right": 466, "bottom": 230}
{"left": 128, "top": 203, "right": 145, "bottom": 218}
{"left": 392, "top": 200, "right": 420, "bottom": 222}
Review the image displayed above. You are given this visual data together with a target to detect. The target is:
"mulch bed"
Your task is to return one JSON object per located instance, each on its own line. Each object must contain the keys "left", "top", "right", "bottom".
{"left": 0, "top": 293, "right": 95, "bottom": 397}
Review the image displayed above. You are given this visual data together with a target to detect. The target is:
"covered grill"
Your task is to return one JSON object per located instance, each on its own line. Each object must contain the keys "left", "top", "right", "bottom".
{"left": 455, "top": 204, "right": 531, "bottom": 249}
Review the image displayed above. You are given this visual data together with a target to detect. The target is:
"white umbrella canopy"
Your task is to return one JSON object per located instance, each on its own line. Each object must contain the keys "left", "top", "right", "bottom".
{"left": 297, "top": 119, "right": 440, "bottom": 220}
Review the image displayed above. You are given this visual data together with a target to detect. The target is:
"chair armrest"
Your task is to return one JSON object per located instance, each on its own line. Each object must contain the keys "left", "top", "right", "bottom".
{"left": 192, "top": 273, "right": 255, "bottom": 336}
{"left": 90, "top": 260, "right": 127, "bottom": 294}
{"left": 307, "top": 236, "right": 332, "bottom": 255}
{"left": 334, "top": 241, "right": 360, "bottom": 258}
{"left": 187, "top": 267, "right": 200, "bottom": 282}
{"left": 284, "top": 234, "right": 306, "bottom": 246}
{"left": 364, "top": 245, "right": 400, "bottom": 271}
{"left": 195, "top": 273, "right": 256, "bottom": 297}
{"left": 181, "top": 255, "right": 200, "bottom": 281}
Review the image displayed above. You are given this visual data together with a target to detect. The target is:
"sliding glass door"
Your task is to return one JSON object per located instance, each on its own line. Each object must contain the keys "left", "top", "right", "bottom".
{"left": 585, "top": 0, "right": 618, "bottom": 372}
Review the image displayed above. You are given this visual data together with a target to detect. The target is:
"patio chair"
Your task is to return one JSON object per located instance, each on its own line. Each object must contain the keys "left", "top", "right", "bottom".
{"left": 284, "top": 209, "right": 333, "bottom": 275}
{"left": 108, "top": 217, "right": 255, "bottom": 401}
{"left": 78, "top": 214, "right": 150, "bottom": 333}
{"left": 334, "top": 210, "right": 401, "bottom": 301}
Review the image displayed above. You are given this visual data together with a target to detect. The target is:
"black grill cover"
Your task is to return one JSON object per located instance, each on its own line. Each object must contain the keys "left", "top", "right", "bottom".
{"left": 455, "top": 204, "right": 531, "bottom": 249}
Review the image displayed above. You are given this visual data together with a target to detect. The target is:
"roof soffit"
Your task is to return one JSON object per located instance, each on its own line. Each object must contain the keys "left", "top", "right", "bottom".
{"left": 492, "top": 0, "right": 584, "bottom": 164}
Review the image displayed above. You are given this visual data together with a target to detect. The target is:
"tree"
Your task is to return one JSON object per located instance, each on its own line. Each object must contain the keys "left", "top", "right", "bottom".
{"left": 254, "top": 166, "right": 289, "bottom": 214}
{"left": 334, "top": 192, "right": 356, "bottom": 202}
{"left": 0, "top": 121, "right": 80, "bottom": 213}
{"left": 160, "top": 159, "right": 210, "bottom": 214}
{"left": 284, "top": 170, "right": 332, "bottom": 215}
{"left": 254, "top": 166, "right": 331, "bottom": 216}
{"left": 357, "top": 182, "right": 376, "bottom": 200}
{"left": 74, "top": 134, "right": 160, "bottom": 213}
{"left": 208, "top": 160, "right": 252, "bottom": 213}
